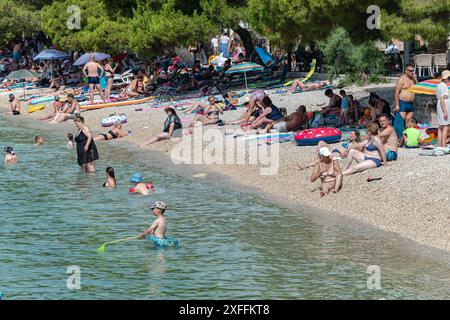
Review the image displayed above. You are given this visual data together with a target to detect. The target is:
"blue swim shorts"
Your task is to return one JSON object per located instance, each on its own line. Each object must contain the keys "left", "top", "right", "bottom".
{"left": 386, "top": 150, "right": 398, "bottom": 161}
{"left": 399, "top": 100, "right": 414, "bottom": 113}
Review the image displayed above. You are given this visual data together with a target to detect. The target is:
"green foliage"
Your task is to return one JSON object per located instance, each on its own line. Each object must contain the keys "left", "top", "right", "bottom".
{"left": 0, "top": 0, "right": 41, "bottom": 45}
{"left": 381, "top": 0, "right": 449, "bottom": 44}
{"left": 129, "top": 0, "right": 217, "bottom": 58}
{"left": 318, "top": 28, "right": 386, "bottom": 85}
{"left": 317, "top": 28, "right": 353, "bottom": 79}
{"left": 41, "top": 0, "right": 131, "bottom": 54}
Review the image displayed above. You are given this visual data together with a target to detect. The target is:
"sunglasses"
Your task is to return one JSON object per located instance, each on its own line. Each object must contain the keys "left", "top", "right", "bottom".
{"left": 406, "top": 69, "right": 414, "bottom": 72}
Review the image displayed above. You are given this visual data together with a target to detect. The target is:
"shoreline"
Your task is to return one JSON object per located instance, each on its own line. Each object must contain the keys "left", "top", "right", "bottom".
{"left": 2, "top": 84, "right": 450, "bottom": 256}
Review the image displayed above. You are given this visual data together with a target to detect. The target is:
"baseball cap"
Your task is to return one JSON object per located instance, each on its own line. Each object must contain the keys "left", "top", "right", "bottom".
{"left": 319, "top": 147, "right": 332, "bottom": 157}
{"left": 130, "top": 172, "right": 143, "bottom": 183}
{"left": 150, "top": 201, "right": 166, "bottom": 210}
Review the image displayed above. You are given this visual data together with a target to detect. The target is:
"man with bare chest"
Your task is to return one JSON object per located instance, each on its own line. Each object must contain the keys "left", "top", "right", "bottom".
{"left": 82, "top": 54, "right": 106, "bottom": 104}
{"left": 395, "top": 63, "right": 417, "bottom": 123}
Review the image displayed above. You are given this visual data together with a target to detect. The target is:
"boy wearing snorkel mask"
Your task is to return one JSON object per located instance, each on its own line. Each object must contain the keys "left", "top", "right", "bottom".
{"left": 4, "top": 147, "right": 17, "bottom": 163}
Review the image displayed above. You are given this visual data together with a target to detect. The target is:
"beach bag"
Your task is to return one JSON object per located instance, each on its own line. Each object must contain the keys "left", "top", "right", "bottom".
{"left": 101, "top": 113, "right": 127, "bottom": 127}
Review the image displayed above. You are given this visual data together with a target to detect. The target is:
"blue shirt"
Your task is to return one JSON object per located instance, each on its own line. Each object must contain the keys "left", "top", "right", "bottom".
{"left": 341, "top": 96, "right": 350, "bottom": 110}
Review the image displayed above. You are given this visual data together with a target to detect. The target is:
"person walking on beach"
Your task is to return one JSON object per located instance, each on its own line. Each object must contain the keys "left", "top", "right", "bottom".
{"left": 394, "top": 63, "right": 417, "bottom": 136}
{"left": 74, "top": 116, "right": 99, "bottom": 173}
{"left": 4, "top": 147, "right": 17, "bottom": 164}
{"left": 8, "top": 94, "right": 21, "bottom": 115}
{"left": 138, "top": 201, "right": 167, "bottom": 240}
{"left": 211, "top": 36, "right": 219, "bottom": 56}
{"left": 378, "top": 114, "right": 398, "bottom": 161}
{"left": 82, "top": 54, "right": 106, "bottom": 104}
{"left": 219, "top": 32, "right": 230, "bottom": 58}
{"left": 436, "top": 70, "right": 450, "bottom": 147}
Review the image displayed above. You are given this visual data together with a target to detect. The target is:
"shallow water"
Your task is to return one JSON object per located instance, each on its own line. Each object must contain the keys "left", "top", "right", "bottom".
{"left": 0, "top": 115, "right": 449, "bottom": 300}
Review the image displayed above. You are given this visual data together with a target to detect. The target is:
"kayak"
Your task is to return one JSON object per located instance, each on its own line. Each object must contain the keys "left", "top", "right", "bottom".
{"left": 81, "top": 96, "right": 155, "bottom": 110}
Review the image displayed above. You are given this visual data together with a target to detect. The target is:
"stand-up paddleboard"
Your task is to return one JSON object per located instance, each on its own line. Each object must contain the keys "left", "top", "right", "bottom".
{"left": 81, "top": 96, "right": 155, "bottom": 110}
{"left": 255, "top": 47, "right": 274, "bottom": 67}
{"left": 29, "top": 95, "right": 85, "bottom": 105}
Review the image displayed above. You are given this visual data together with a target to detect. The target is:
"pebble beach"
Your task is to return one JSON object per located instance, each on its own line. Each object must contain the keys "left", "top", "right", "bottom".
{"left": 4, "top": 82, "right": 450, "bottom": 253}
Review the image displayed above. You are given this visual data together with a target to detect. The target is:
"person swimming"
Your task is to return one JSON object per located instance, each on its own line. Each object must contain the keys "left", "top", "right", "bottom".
{"left": 129, "top": 172, "right": 153, "bottom": 195}
{"left": 67, "top": 133, "right": 74, "bottom": 149}
{"left": 103, "top": 167, "right": 117, "bottom": 188}
{"left": 4, "top": 147, "right": 17, "bottom": 164}
{"left": 34, "top": 135, "right": 45, "bottom": 146}
{"left": 138, "top": 201, "right": 167, "bottom": 240}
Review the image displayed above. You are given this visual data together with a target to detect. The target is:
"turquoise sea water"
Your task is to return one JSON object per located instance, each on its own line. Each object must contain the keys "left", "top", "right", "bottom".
{"left": 0, "top": 115, "right": 449, "bottom": 300}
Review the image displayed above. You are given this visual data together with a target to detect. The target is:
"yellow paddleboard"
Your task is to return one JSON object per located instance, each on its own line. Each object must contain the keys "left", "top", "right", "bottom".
{"left": 28, "top": 105, "right": 45, "bottom": 113}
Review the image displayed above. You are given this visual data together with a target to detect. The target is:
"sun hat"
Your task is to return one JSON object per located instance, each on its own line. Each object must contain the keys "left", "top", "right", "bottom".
{"left": 130, "top": 172, "right": 143, "bottom": 183}
{"left": 442, "top": 70, "right": 450, "bottom": 80}
{"left": 319, "top": 147, "right": 332, "bottom": 157}
{"left": 150, "top": 201, "right": 167, "bottom": 210}
{"left": 164, "top": 107, "right": 175, "bottom": 113}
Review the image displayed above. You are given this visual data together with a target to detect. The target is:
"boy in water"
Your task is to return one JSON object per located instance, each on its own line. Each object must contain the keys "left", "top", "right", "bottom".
{"left": 129, "top": 172, "right": 153, "bottom": 195}
{"left": 67, "top": 133, "right": 74, "bottom": 149}
{"left": 4, "top": 147, "right": 17, "bottom": 163}
{"left": 34, "top": 135, "right": 45, "bottom": 146}
{"left": 138, "top": 201, "right": 167, "bottom": 240}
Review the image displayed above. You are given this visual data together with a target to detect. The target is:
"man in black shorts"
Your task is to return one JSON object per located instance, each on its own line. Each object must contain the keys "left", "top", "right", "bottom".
{"left": 82, "top": 54, "right": 106, "bottom": 104}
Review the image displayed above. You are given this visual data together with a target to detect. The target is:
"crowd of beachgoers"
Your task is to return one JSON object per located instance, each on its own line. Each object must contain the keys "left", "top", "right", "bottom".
{"left": 2, "top": 35, "right": 450, "bottom": 250}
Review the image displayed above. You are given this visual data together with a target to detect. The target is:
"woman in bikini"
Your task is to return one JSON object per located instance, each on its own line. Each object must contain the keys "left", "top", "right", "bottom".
{"left": 121, "top": 74, "right": 145, "bottom": 98}
{"left": 188, "top": 96, "right": 223, "bottom": 127}
{"left": 342, "top": 123, "right": 387, "bottom": 176}
{"left": 310, "top": 147, "right": 343, "bottom": 197}
{"left": 95, "top": 121, "right": 129, "bottom": 141}
{"left": 104, "top": 58, "right": 118, "bottom": 102}
{"left": 246, "top": 96, "right": 283, "bottom": 132}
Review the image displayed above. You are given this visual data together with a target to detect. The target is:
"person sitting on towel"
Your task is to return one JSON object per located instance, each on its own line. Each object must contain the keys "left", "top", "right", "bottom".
{"left": 246, "top": 96, "right": 283, "bottom": 132}
{"left": 320, "top": 89, "right": 342, "bottom": 116}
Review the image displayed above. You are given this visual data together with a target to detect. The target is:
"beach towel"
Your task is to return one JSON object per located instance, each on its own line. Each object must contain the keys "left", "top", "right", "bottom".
{"left": 309, "top": 111, "right": 340, "bottom": 128}
{"left": 393, "top": 113, "right": 405, "bottom": 140}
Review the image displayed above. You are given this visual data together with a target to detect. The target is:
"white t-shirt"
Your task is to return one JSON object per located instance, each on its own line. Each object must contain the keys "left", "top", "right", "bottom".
{"left": 220, "top": 35, "right": 229, "bottom": 45}
{"left": 211, "top": 38, "right": 219, "bottom": 48}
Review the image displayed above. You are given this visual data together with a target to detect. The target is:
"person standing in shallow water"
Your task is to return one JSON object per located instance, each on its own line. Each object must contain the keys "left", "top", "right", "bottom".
{"left": 74, "top": 116, "right": 99, "bottom": 173}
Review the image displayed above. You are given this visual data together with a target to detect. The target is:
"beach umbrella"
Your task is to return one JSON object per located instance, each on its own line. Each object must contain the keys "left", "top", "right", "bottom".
{"left": 74, "top": 52, "right": 111, "bottom": 66}
{"left": 408, "top": 79, "right": 450, "bottom": 95}
{"left": 33, "top": 49, "right": 70, "bottom": 61}
{"left": 5, "top": 69, "right": 41, "bottom": 99}
{"left": 225, "top": 62, "right": 265, "bottom": 92}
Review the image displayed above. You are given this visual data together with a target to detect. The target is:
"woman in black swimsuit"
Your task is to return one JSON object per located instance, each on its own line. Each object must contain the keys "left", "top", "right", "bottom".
{"left": 74, "top": 116, "right": 99, "bottom": 172}
{"left": 105, "top": 58, "right": 118, "bottom": 102}
{"left": 95, "top": 122, "right": 129, "bottom": 141}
